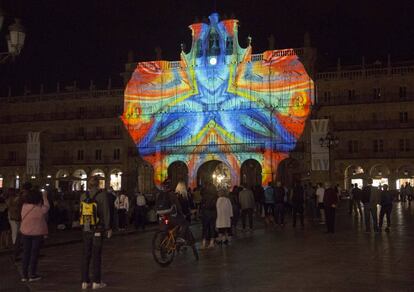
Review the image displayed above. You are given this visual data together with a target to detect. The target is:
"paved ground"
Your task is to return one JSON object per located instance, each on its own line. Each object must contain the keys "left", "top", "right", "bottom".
{"left": 1, "top": 201, "right": 414, "bottom": 292}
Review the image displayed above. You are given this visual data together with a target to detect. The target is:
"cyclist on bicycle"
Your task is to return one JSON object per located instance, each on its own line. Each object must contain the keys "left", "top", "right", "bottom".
{"left": 155, "top": 179, "right": 194, "bottom": 245}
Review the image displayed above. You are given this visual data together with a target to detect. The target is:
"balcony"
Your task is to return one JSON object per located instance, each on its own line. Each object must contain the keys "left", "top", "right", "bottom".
{"left": 0, "top": 159, "right": 26, "bottom": 167}
{"left": 335, "top": 149, "right": 414, "bottom": 160}
{"left": 52, "top": 156, "right": 119, "bottom": 165}
{"left": 51, "top": 132, "right": 122, "bottom": 142}
{"left": 333, "top": 120, "right": 414, "bottom": 131}
{"left": 317, "top": 95, "right": 413, "bottom": 106}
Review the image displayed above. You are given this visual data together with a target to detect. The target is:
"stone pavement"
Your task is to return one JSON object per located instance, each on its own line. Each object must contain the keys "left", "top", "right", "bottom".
{"left": 1, "top": 202, "right": 414, "bottom": 292}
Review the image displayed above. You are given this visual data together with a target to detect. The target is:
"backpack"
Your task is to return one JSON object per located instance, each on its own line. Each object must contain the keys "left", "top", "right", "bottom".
{"left": 80, "top": 193, "right": 99, "bottom": 231}
{"left": 155, "top": 191, "right": 172, "bottom": 215}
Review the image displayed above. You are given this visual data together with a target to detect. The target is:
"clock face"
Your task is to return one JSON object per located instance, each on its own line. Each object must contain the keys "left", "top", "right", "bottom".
{"left": 209, "top": 57, "right": 217, "bottom": 65}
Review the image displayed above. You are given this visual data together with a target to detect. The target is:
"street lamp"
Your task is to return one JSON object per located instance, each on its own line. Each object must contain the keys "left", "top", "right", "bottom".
{"left": 319, "top": 132, "right": 339, "bottom": 181}
{"left": 0, "top": 7, "right": 25, "bottom": 64}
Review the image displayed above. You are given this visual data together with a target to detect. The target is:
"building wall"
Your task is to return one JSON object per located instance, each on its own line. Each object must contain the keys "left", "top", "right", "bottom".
{"left": 314, "top": 62, "right": 414, "bottom": 189}
{"left": 0, "top": 89, "right": 139, "bottom": 193}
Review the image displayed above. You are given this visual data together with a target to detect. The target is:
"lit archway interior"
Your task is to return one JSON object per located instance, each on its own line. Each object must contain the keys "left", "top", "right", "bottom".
{"left": 91, "top": 169, "right": 106, "bottom": 189}
{"left": 122, "top": 13, "right": 314, "bottom": 188}
{"left": 72, "top": 169, "right": 87, "bottom": 191}
{"left": 168, "top": 161, "right": 188, "bottom": 190}
{"left": 197, "top": 160, "right": 231, "bottom": 189}
{"left": 110, "top": 169, "right": 122, "bottom": 191}
{"left": 240, "top": 159, "right": 262, "bottom": 188}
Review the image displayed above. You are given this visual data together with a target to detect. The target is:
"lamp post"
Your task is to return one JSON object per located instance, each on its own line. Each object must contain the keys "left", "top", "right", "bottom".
{"left": 0, "top": 7, "right": 26, "bottom": 64}
{"left": 319, "top": 132, "right": 339, "bottom": 182}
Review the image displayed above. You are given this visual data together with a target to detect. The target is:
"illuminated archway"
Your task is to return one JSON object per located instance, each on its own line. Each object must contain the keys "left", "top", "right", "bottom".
{"left": 197, "top": 160, "right": 231, "bottom": 188}
{"left": 72, "top": 169, "right": 87, "bottom": 191}
{"left": 369, "top": 164, "right": 390, "bottom": 187}
{"left": 90, "top": 169, "right": 106, "bottom": 189}
{"left": 396, "top": 164, "right": 414, "bottom": 189}
{"left": 110, "top": 169, "right": 122, "bottom": 191}
{"left": 168, "top": 161, "right": 188, "bottom": 190}
{"left": 344, "top": 165, "right": 365, "bottom": 189}
{"left": 240, "top": 159, "right": 262, "bottom": 188}
{"left": 55, "top": 169, "right": 70, "bottom": 190}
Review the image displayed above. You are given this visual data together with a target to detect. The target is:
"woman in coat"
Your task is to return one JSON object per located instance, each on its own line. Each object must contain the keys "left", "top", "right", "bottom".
{"left": 216, "top": 189, "right": 233, "bottom": 244}
{"left": 20, "top": 188, "right": 49, "bottom": 282}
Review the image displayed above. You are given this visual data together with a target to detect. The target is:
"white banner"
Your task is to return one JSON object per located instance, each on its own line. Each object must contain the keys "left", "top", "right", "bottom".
{"left": 311, "top": 119, "right": 329, "bottom": 171}
{"left": 27, "top": 132, "right": 40, "bottom": 175}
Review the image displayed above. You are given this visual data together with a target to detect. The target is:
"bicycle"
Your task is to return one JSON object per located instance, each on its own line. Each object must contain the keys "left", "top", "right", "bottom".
{"left": 152, "top": 214, "right": 199, "bottom": 267}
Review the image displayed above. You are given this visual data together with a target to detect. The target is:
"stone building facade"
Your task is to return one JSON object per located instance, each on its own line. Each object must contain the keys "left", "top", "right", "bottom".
{"left": 0, "top": 88, "right": 139, "bottom": 192}
{"left": 314, "top": 59, "right": 414, "bottom": 189}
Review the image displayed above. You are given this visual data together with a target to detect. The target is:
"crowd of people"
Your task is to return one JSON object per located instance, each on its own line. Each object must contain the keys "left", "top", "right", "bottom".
{"left": 0, "top": 176, "right": 410, "bottom": 289}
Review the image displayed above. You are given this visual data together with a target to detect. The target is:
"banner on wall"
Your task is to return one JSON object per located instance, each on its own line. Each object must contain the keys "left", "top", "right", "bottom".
{"left": 311, "top": 119, "right": 329, "bottom": 171}
{"left": 27, "top": 132, "right": 40, "bottom": 175}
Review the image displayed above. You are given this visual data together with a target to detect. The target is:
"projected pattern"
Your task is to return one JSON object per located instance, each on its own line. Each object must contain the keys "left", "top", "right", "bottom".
{"left": 122, "top": 13, "right": 313, "bottom": 187}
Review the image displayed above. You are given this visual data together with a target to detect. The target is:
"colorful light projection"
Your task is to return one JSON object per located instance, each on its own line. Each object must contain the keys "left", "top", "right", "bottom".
{"left": 122, "top": 13, "right": 314, "bottom": 187}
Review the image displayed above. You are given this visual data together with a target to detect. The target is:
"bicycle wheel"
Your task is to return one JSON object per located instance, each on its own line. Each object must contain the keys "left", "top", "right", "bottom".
{"left": 152, "top": 230, "right": 175, "bottom": 267}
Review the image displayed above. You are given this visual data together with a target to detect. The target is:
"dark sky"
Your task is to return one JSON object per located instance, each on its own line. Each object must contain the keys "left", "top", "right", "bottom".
{"left": 0, "top": 0, "right": 413, "bottom": 95}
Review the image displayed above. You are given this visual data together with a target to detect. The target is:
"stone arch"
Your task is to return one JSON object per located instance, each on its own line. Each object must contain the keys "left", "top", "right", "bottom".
{"left": 72, "top": 169, "right": 87, "bottom": 191}
{"left": 110, "top": 168, "right": 123, "bottom": 191}
{"left": 90, "top": 169, "right": 106, "bottom": 189}
{"left": 240, "top": 159, "right": 262, "bottom": 188}
{"left": 196, "top": 159, "right": 231, "bottom": 189}
{"left": 344, "top": 165, "right": 366, "bottom": 189}
{"left": 369, "top": 164, "right": 390, "bottom": 178}
{"left": 276, "top": 158, "right": 300, "bottom": 188}
{"left": 168, "top": 161, "right": 188, "bottom": 190}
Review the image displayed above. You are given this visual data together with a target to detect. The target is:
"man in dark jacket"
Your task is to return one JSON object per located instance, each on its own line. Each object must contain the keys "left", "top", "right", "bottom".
{"left": 361, "top": 181, "right": 371, "bottom": 232}
{"left": 323, "top": 183, "right": 338, "bottom": 233}
{"left": 291, "top": 182, "right": 305, "bottom": 228}
{"left": 80, "top": 177, "right": 112, "bottom": 290}
{"left": 379, "top": 184, "right": 393, "bottom": 232}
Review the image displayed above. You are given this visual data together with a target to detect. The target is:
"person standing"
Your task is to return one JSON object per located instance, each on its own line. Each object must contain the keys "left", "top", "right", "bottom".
{"left": 315, "top": 183, "right": 325, "bottom": 223}
{"left": 229, "top": 186, "right": 241, "bottom": 235}
{"left": 239, "top": 185, "right": 255, "bottom": 231}
{"left": 379, "top": 184, "right": 393, "bottom": 232}
{"left": 369, "top": 180, "right": 381, "bottom": 232}
{"left": 323, "top": 183, "right": 338, "bottom": 234}
{"left": 192, "top": 187, "right": 202, "bottom": 220}
{"left": 5, "top": 188, "right": 23, "bottom": 250}
{"left": 350, "top": 183, "right": 363, "bottom": 216}
{"left": 134, "top": 191, "right": 147, "bottom": 231}
{"left": 200, "top": 182, "right": 218, "bottom": 249}
{"left": 253, "top": 184, "right": 265, "bottom": 217}
{"left": 20, "top": 189, "right": 50, "bottom": 282}
{"left": 291, "top": 182, "right": 305, "bottom": 228}
{"left": 274, "top": 182, "right": 286, "bottom": 227}
{"left": 80, "top": 177, "right": 112, "bottom": 290}
{"left": 115, "top": 191, "right": 129, "bottom": 231}
{"left": 361, "top": 181, "right": 372, "bottom": 232}
{"left": 216, "top": 189, "right": 233, "bottom": 244}
{"left": 175, "top": 182, "right": 192, "bottom": 223}
{"left": 263, "top": 182, "right": 275, "bottom": 227}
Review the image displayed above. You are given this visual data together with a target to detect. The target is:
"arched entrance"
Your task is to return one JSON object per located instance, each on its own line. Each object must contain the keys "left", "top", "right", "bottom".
{"left": 72, "top": 169, "right": 87, "bottom": 191}
{"left": 90, "top": 169, "right": 106, "bottom": 189}
{"left": 168, "top": 161, "right": 188, "bottom": 190}
{"left": 276, "top": 158, "right": 300, "bottom": 188}
{"left": 240, "top": 159, "right": 262, "bottom": 188}
{"left": 55, "top": 169, "right": 70, "bottom": 191}
{"left": 369, "top": 164, "right": 390, "bottom": 188}
{"left": 110, "top": 169, "right": 122, "bottom": 191}
{"left": 197, "top": 160, "right": 231, "bottom": 189}
{"left": 344, "top": 165, "right": 365, "bottom": 189}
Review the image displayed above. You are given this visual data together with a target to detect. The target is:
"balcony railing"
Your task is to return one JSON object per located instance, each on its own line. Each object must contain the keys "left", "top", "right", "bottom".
{"left": 0, "top": 110, "right": 121, "bottom": 124}
{"left": 335, "top": 149, "right": 414, "bottom": 160}
{"left": 52, "top": 156, "right": 120, "bottom": 165}
{"left": 52, "top": 132, "right": 123, "bottom": 142}
{"left": 316, "top": 65, "right": 414, "bottom": 80}
{"left": 317, "top": 95, "right": 413, "bottom": 106}
{"left": 334, "top": 120, "right": 414, "bottom": 131}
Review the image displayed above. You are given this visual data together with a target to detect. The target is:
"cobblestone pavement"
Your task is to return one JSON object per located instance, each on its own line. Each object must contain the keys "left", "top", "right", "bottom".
{"left": 1, "top": 202, "right": 414, "bottom": 292}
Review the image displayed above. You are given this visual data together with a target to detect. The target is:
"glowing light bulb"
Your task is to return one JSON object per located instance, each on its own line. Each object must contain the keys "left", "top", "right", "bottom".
{"left": 209, "top": 57, "right": 217, "bottom": 65}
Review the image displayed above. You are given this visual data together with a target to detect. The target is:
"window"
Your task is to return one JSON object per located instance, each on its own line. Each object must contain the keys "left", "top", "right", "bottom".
{"left": 348, "top": 140, "right": 359, "bottom": 153}
{"left": 323, "top": 91, "right": 331, "bottom": 103}
{"left": 95, "top": 149, "right": 102, "bottom": 161}
{"left": 399, "top": 86, "right": 407, "bottom": 99}
{"left": 348, "top": 89, "right": 356, "bottom": 101}
{"left": 399, "top": 139, "right": 410, "bottom": 152}
{"left": 77, "top": 127, "right": 85, "bottom": 137}
{"left": 78, "top": 106, "right": 87, "bottom": 118}
{"left": 113, "top": 148, "right": 121, "bottom": 160}
{"left": 77, "top": 149, "right": 84, "bottom": 161}
{"left": 373, "top": 139, "right": 384, "bottom": 152}
{"left": 8, "top": 151, "right": 17, "bottom": 161}
{"left": 373, "top": 88, "right": 381, "bottom": 100}
{"left": 399, "top": 112, "right": 408, "bottom": 123}
{"left": 96, "top": 127, "right": 103, "bottom": 137}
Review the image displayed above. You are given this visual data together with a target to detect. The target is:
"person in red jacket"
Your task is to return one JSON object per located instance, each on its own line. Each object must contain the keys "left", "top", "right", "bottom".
{"left": 323, "top": 183, "right": 339, "bottom": 234}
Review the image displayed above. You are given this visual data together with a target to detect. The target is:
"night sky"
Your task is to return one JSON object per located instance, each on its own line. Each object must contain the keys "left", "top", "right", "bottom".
{"left": 0, "top": 0, "right": 413, "bottom": 95}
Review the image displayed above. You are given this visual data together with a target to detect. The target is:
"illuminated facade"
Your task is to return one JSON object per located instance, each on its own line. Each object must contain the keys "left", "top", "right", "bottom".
{"left": 122, "top": 13, "right": 314, "bottom": 188}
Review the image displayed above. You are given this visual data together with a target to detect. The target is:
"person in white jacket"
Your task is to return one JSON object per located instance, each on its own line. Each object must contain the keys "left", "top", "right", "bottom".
{"left": 115, "top": 191, "right": 129, "bottom": 230}
{"left": 216, "top": 189, "right": 233, "bottom": 244}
